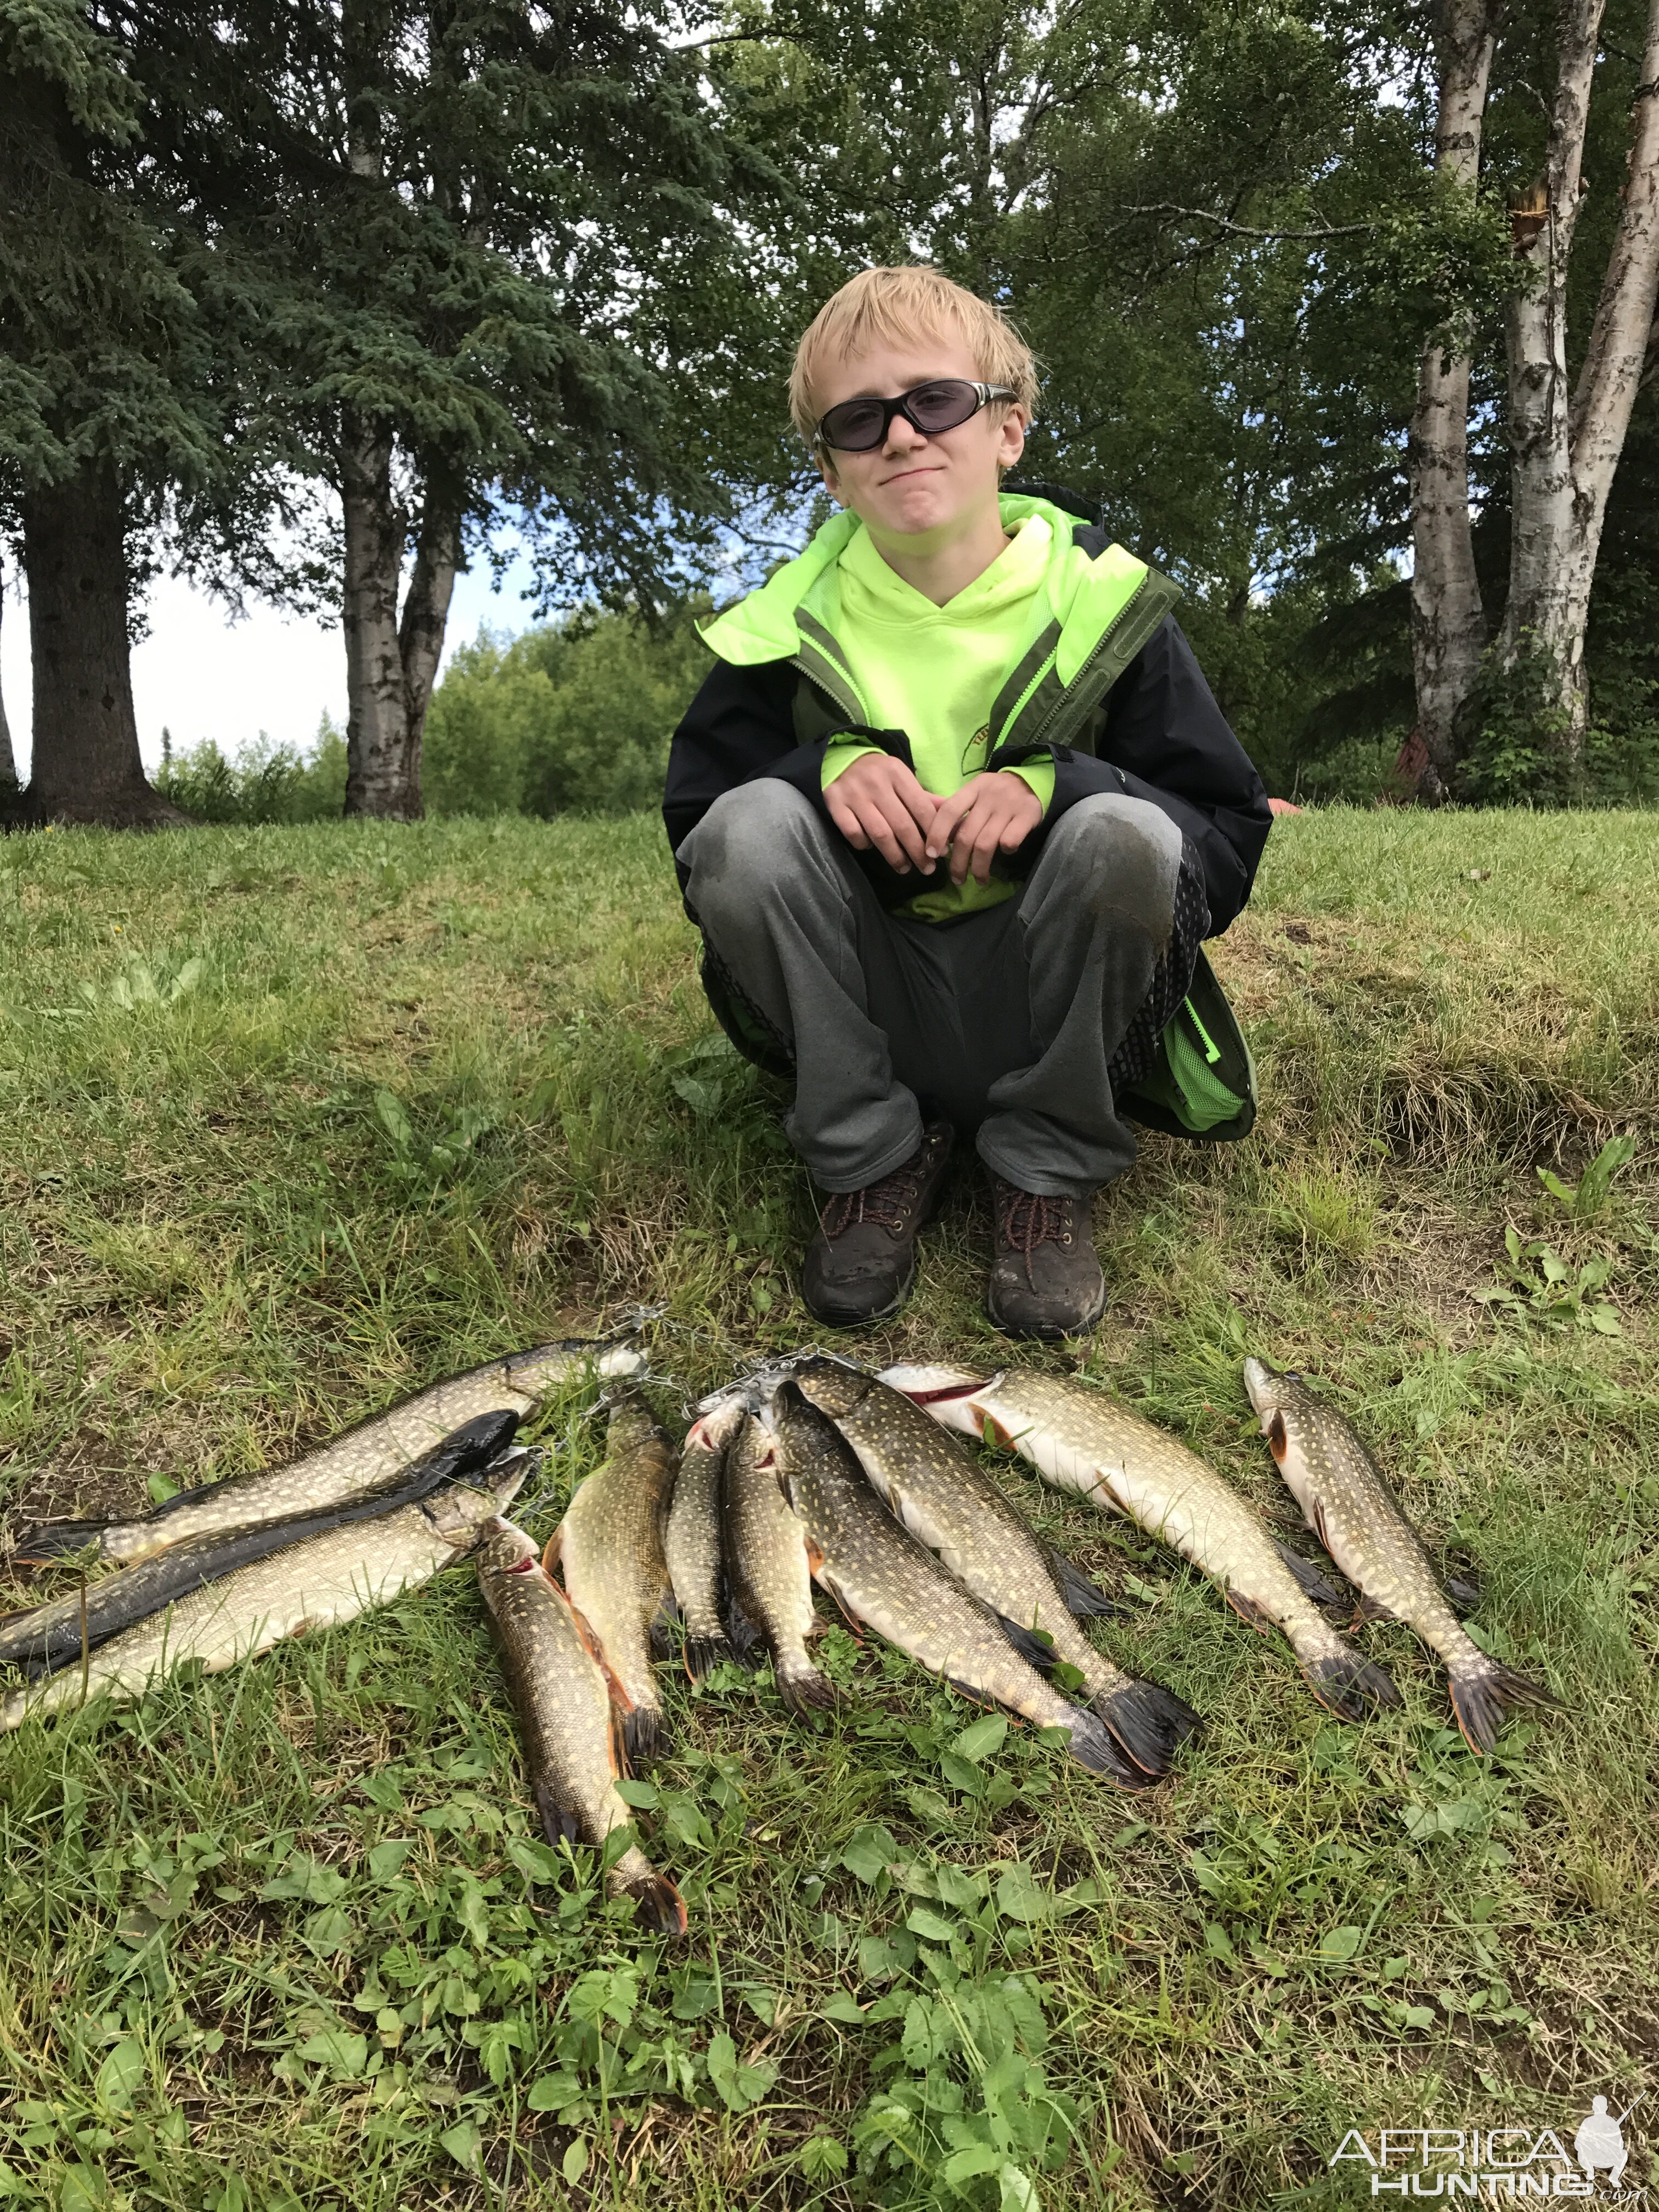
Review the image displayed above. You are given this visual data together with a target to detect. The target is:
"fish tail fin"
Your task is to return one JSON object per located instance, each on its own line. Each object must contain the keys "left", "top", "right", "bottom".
{"left": 533, "top": 1784, "right": 583, "bottom": 1850}
{"left": 1046, "top": 1547, "right": 1120, "bottom": 1619}
{"left": 722, "top": 1595, "right": 765, "bottom": 1673}
{"left": 776, "top": 1661, "right": 841, "bottom": 1720}
{"left": 1095, "top": 1680, "right": 1203, "bottom": 1776}
{"left": 682, "top": 1632, "right": 735, "bottom": 1682}
{"left": 1301, "top": 1647, "right": 1403, "bottom": 1723}
{"left": 1448, "top": 1656, "right": 1564, "bottom": 1756}
{"left": 622, "top": 1706, "right": 669, "bottom": 1769}
{"left": 1058, "top": 1702, "right": 1156, "bottom": 1790}
{"left": 617, "top": 1868, "right": 689, "bottom": 1940}
{"left": 10, "top": 1521, "right": 110, "bottom": 1565}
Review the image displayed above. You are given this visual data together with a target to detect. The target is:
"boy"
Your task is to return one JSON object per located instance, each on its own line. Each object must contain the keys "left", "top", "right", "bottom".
{"left": 663, "top": 266, "right": 1271, "bottom": 1337}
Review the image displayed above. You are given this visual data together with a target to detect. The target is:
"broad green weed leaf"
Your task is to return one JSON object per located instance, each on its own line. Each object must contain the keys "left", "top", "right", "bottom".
{"left": 1319, "top": 1926, "right": 1364, "bottom": 1961}
{"left": 440, "top": 2121, "right": 482, "bottom": 2174}
{"left": 527, "top": 2071, "right": 584, "bottom": 2113}
{"left": 995, "top": 1865, "right": 1053, "bottom": 1923}
{"left": 367, "top": 1838, "right": 411, "bottom": 1881}
{"left": 613, "top": 1777, "right": 659, "bottom": 1809}
{"left": 298, "top": 2029, "right": 367, "bottom": 2078}
{"left": 951, "top": 1713, "right": 1008, "bottom": 1764}
{"left": 562, "top": 2139, "right": 590, "bottom": 2185}
{"left": 94, "top": 2038, "right": 145, "bottom": 2109}
{"left": 906, "top": 1906, "right": 958, "bottom": 1945}
{"left": 841, "top": 1822, "right": 898, "bottom": 1883}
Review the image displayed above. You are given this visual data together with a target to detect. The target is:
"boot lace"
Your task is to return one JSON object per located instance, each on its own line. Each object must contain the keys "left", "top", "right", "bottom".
{"left": 822, "top": 1141, "right": 936, "bottom": 1240}
{"left": 995, "top": 1182, "right": 1074, "bottom": 1285}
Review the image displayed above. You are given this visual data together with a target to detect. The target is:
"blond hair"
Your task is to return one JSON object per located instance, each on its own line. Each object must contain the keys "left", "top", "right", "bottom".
{"left": 788, "top": 265, "right": 1039, "bottom": 444}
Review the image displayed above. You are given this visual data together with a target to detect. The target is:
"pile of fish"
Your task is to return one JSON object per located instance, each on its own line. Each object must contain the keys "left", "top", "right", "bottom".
{"left": 1, "top": 1333, "right": 1561, "bottom": 1942}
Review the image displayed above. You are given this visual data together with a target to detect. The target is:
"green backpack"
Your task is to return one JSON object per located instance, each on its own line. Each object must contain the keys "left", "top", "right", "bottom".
{"left": 1118, "top": 948, "right": 1257, "bottom": 1143}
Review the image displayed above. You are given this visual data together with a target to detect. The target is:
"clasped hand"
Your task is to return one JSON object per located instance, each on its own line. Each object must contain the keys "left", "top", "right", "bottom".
{"left": 823, "top": 754, "right": 1041, "bottom": 887}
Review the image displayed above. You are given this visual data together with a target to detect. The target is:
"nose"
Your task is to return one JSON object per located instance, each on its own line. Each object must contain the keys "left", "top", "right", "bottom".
{"left": 882, "top": 409, "right": 928, "bottom": 458}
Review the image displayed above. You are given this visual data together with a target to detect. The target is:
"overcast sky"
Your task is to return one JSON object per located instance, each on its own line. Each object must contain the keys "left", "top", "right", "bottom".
{"left": 0, "top": 551, "right": 540, "bottom": 778}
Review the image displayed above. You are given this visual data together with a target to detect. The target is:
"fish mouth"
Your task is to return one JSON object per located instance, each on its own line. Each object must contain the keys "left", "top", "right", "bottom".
{"left": 897, "top": 1370, "right": 1003, "bottom": 1406}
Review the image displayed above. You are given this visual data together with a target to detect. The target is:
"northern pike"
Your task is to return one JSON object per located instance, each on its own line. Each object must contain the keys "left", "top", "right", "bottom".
{"left": 665, "top": 1397, "right": 743, "bottom": 1680}
{"left": 791, "top": 1357, "right": 1199, "bottom": 1778}
{"left": 885, "top": 1363, "right": 1400, "bottom": 1724}
{"left": 477, "top": 1520, "right": 686, "bottom": 1938}
{"left": 721, "top": 1409, "right": 838, "bottom": 1717}
{"left": 1243, "top": 1358, "right": 1561, "bottom": 1752}
{"left": 771, "top": 1384, "right": 1147, "bottom": 1785}
{"left": 2, "top": 1453, "right": 530, "bottom": 1733}
{"left": 0, "top": 1410, "right": 521, "bottom": 1679}
{"left": 14, "top": 1335, "right": 643, "bottom": 1567}
{"left": 550, "top": 1392, "right": 676, "bottom": 1765}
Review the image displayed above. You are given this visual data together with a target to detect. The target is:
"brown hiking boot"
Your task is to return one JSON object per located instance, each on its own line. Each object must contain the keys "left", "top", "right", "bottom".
{"left": 986, "top": 1176, "right": 1107, "bottom": 1340}
{"left": 801, "top": 1122, "right": 955, "bottom": 1327}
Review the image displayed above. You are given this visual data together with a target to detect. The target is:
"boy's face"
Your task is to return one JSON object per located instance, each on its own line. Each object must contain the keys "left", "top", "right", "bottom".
{"left": 814, "top": 335, "right": 1026, "bottom": 545}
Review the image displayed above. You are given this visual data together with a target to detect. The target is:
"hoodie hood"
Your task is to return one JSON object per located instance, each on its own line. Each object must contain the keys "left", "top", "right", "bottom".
{"left": 698, "top": 496, "right": 1176, "bottom": 727}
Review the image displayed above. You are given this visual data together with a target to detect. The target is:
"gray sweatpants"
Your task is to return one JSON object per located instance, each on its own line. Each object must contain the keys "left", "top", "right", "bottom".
{"left": 677, "top": 781, "right": 1188, "bottom": 1199}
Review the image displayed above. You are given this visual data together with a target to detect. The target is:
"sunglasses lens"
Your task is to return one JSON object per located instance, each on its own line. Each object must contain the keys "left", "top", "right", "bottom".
{"left": 818, "top": 398, "right": 888, "bottom": 452}
{"left": 905, "top": 379, "right": 979, "bottom": 432}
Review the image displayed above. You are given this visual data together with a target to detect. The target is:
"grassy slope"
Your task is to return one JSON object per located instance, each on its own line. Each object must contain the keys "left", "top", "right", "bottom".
{"left": 0, "top": 810, "right": 1654, "bottom": 2211}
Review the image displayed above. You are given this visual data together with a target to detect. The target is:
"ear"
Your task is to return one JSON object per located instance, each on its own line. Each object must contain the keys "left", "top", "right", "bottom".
{"left": 817, "top": 451, "right": 844, "bottom": 506}
{"left": 996, "top": 405, "right": 1028, "bottom": 473}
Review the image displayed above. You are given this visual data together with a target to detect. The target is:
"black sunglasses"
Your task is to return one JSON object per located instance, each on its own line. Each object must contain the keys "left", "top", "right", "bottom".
{"left": 815, "top": 379, "right": 1016, "bottom": 455}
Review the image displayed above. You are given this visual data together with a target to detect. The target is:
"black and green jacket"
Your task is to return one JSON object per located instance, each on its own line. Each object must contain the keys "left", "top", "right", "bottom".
{"left": 663, "top": 492, "right": 1272, "bottom": 1140}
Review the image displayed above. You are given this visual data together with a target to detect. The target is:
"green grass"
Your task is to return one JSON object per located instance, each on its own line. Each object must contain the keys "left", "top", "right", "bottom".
{"left": 0, "top": 808, "right": 1655, "bottom": 2211}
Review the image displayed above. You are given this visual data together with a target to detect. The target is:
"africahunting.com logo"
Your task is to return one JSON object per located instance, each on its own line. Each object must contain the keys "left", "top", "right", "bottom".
{"left": 1331, "top": 2098, "right": 1646, "bottom": 2199}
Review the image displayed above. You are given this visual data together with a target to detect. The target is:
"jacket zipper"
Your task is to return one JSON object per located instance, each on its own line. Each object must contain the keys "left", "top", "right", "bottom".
{"left": 1021, "top": 573, "right": 1152, "bottom": 756}
{"left": 792, "top": 652, "right": 863, "bottom": 728}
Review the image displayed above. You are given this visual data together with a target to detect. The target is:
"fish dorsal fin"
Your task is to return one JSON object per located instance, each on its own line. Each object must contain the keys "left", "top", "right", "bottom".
{"left": 541, "top": 1523, "right": 565, "bottom": 1578}
{"left": 1266, "top": 1411, "right": 1288, "bottom": 1463}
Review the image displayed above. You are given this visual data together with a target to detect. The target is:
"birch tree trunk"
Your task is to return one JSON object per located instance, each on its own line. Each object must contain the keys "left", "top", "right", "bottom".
{"left": 1407, "top": 0, "right": 1503, "bottom": 798}
{"left": 340, "top": 410, "right": 419, "bottom": 818}
{"left": 338, "top": 422, "right": 462, "bottom": 820}
{"left": 1501, "top": 0, "right": 1659, "bottom": 755}
{"left": 336, "top": 1, "right": 459, "bottom": 820}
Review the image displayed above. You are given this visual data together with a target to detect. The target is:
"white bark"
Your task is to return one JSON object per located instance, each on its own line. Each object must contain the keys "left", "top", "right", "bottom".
{"left": 1502, "top": 0, "right": 1659, "bottom": 747}
{"left": 1408, "top": 0, "right": 1504, "bottom": 796}
{"left": 340, "top": 411, "right": 420, "bottom": 819}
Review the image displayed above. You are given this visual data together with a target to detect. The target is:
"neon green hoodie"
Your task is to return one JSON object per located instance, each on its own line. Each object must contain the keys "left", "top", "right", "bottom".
{"left": 699, "top": 494, "right": 1176, "bottom": 921}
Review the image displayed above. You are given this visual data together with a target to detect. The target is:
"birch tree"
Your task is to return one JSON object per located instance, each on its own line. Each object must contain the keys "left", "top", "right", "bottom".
{"left": 1408, "top": 0, "right": 1504, "bottom": 798}
{"left": 236, "top": 0, "right": 778, "bottom": 821}
{"left": 1498, "top": 0, "right": 1659, "bottom": 757}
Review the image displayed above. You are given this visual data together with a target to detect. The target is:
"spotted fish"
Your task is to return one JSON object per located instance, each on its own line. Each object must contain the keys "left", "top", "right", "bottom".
{"left": 771, "top": 1383, "right": 1149, "bottom": 1785}
{"left": 0, "top": 1410, "right": 522, "bottom": 1679}
{"left": 550, "top": 1391, "right": 676, "bottom": 1766}
{"left": 477, "top": 1519, "right": 686, "bottom": 1937}
{"left": 1243, "top": 1358, "right": 1561, "bottom": 1752}
{"left": 665, "top": 1397, "right": 743, "bottom": 1680}
{"left": 884, "top": 1362, "right": 1400, "bottom": 1724}
{"left": 789, "top": 1356, "right": 1200, "bottom": 1778}
{"left": 2, "top": 1454, "right": 530, "bottom": 1733}
{"left": 14, "top": 1335, "right": 644, "bottom": 1567}
{"left": 721, "top": 1409, "right": 839, "bottom": 1717}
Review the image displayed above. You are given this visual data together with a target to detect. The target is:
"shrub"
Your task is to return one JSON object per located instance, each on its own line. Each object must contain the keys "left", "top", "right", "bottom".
{"left": 156, "top": 719, "right": 349, "bottom": 823}
{"left": 423, "top": 605, "right": 710, "bottom": 818}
